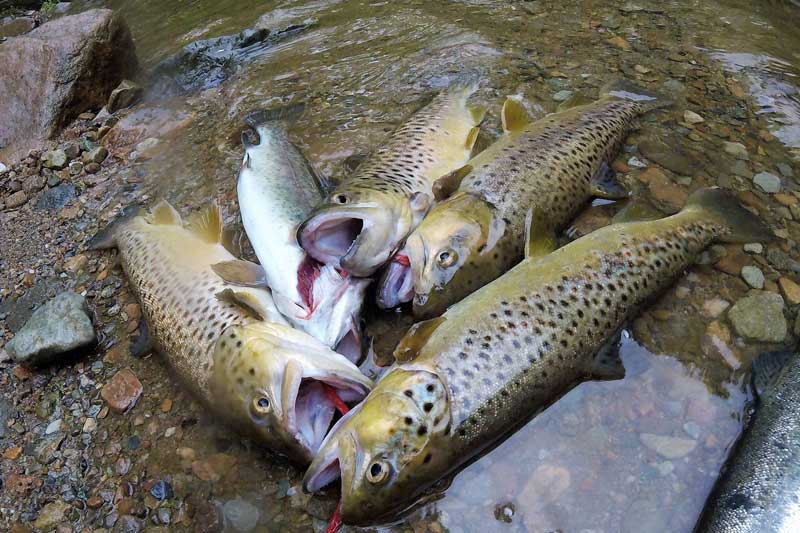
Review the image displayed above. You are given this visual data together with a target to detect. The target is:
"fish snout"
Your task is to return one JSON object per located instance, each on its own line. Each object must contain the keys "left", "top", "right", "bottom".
{"left": 377, "top": 254, "right": 415, "bottom": 309}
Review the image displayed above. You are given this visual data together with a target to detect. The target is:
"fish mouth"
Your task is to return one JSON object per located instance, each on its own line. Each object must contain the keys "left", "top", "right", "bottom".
{"left": 298, "top": 211, "right": 365, "bottom": 268}
{"left": 303, "top": 420, "right": 358, "bottom": 493}
{"left": 335, "top": 325, "right": 363, "bottom": 364}
{"left": 377, "top": 255, "right": 414, "bottom": 309}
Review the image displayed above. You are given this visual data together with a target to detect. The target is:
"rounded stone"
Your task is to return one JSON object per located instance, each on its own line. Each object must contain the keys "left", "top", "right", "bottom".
{"left": 728, "top": 291, "right": 787, "bottom": 342}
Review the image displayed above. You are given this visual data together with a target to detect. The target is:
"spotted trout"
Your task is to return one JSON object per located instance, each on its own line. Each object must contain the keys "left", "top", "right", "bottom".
{"left": 297, "top": 80, "right": 486, "bottom": 277}
{"left": 212, "top": 106, "right": 369, "bottom": 362}
{"left": 695, "top": 348, "right": 800, "bottom": 533}
{"left": 379, "top": 89, "right": 656, "bottom": 318}
{"left": 91, "top": 201, "right": 373, "bottom": 464}
{"left": 303, "top": 188, "right": 772, "bottom": 524}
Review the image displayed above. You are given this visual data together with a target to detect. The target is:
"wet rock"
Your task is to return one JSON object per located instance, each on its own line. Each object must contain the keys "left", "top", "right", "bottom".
{"left": 82, "top": 146, "right": 108, "bottom": 165}
{"left": 34, "top": 500, "right": 69, "bottom": 530}
{"left": 767, "top": 248, "right": 800, "bottom": 273}
{"left": 0, "top": 16, "right": 36, "bottom": 39}
{"left": 150, "top": 480, "right": 173, "bottom": 501}
{"left": 222, "top": 498, "right": 260, "bottom": 532}
{"left": 45, "top": 418, "right": 63, "bottom": 434}
{"left": 741, "top": 266, "right": 765, "bottom": 289}
{"left": 552, "top": 89, "right": 574, "bottom": 101}
{"left": 63, "top": 142, "right": 81, "bottom": 159}
{"left": 0, "top": 9, "right": 138, "bottom": 164}
{"left": 5, "top": 292, "right": 95, "bottom": 366}
{"left": 112, "top": 515, "right": 141, "bottom": 533}
{"left": 22, "top": 174, "right": 45, "bottom": 193}
{"left": 85, "top": 162, "right": 101, "bottom": 174}
{"left": 35, "top": 432, "right": 65, "bottom": 464}
{"left": 778, "top": 277, "right": 800, "bottom": 305}
{"left": 107, "top": 79, "right": 143, "bottom": 112}
{"left": 722, "top": 141, "right": 748, "bottom": 160}
{"left": 752, "top": 171, "right": 781, "bottom": 193}
{"left": 638, "top": 167, "right": 687, "bottom": 209}
{"left": 101, "top": 369, "right": 143, "bottom": 413}
{"left": 743, "top": 243, "right": 763, "bottom": 254}
{"left": 519, "top": 464, "right": 571, "bottom": 507}
{"left": 42, "top": 149, "right": 68, "bottom": 169}
{"left": 6, "top": 190, "right": 28, "bottom": 208}
{"left": 683, "top": 110, "right": 703, "bottom": 124}
{"left": 702, "top": 298, "right": 730, "bottom": 318}
{"left": 68, "top": 160, "right": 83, "bottom": 175}
{"left": 35, "top": 183, "right": 76, "bottom": 211}
{"left": 638, "top": 138, "right": 693, "bottom": 175}
{"left": 728, "top": 291, "right": 787, "bottom": 342}
{"left": 640, "top": 433, "right": 697, "bottom": 459}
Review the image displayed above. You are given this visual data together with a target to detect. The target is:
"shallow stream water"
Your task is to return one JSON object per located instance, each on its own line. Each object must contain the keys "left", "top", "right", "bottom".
{"left": 7, "top": 0, "right": 800, "bottom": 531}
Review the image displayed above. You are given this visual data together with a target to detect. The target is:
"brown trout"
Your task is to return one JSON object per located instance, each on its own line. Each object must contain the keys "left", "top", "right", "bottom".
{"left": 91, "top": 201, "right": 373, "bottom": 464}
{"left": 297, "top": 80, "right": 486, "bottom": 277}
{"left": 378, "top": 91, "right": 653, "bottom": 318}
{"left": 304, "top": 188, "right": 772, "bottom": 524}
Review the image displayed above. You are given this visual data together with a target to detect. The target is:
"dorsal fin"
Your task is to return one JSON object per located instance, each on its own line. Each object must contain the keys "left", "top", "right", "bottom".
{"left": 501, "top": 97, "right": 529, "bottom": 133}
{"left": 150, "top": 200, "right": 182, "bottom": 225}
{"left": 212, "top": 260, "right": 268, "bottom": 287}
{"left": 187, "top": 202, "right": 223, "bottom": 243}
{"left": 433, "top": 165, "right": 473, "bottom": 201}
{"left": 394, "top": 317, "right": 446, "bottom": 363}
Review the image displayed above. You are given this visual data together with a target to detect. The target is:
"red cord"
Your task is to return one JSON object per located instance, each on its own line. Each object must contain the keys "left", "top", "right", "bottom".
{"left": 326, "top": 499, "right": 343, "bottom": 533}
{"left": 321, "top": 385, "right": 347, "bottom": 533}
{"left": 393, "top": 254, "right": 410, "bottom": 267}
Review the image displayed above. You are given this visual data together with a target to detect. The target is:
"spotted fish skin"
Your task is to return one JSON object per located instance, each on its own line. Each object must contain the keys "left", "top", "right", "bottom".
{"left": 303, "top": 189, "right": 773, "bottom": 525}
{"left": 388, "top": 97, "right": 642, "bottom": 318}
{"left": 297, "top": 81, "right": 485, "bottom": 277}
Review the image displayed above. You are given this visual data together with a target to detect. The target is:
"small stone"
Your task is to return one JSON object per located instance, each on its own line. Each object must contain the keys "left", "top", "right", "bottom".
{"left": 5, "top": 292, "right": 95, "bottom": 366}
{"left": 82, "top": 146, "right": 108, "bottom": 165}
{"left": 42, "top": 150, "right": 68, "bottom": 169}
{"left": 177, "top": 447, "right": 196, "bottom": 461}
{"left": 683, "top": 110, "right": 704, "bottom": 124}
{"left": 63, "top": 143, "right": 81, "bottom": 160}
{"left": 3, "top": 446, "right": 23, "bottom": 460}
{"left": 85, "top": 162, "right": 101, "bottom": 174}
{"left": 68, "top": 161, "right": 84, "bottom": 176}
{"left": 634, "top": 64, "right": 651, "bottom": 74}
{"left": 552, "top": 90, "right": 574, "bottom": 102}
{"left": 222, "top": 499, "right": 260, "bottom": 532}
{"left": 520, "top": 464, "right": 571, "bottom": 507}
{"left": 33, "top": 501, "right": 69, "bottom": 530}
{"left": 723, "top": 141, "right": 748, "bottom": 160}
{"left": 45, "top": 419, "right": 63, "bottom": 434}
{"left": 607, "top": 35, "right": 631, "bottom": 50}
{"left": 753, "top": 172, "right": 781, "bottom": 193}
{"left": 107, "top": 79, "right": 144, "bottom": 113}
{"left": 728, "top": 291, "right": 787, "bottom": 342}
{"left": 123, "top": 303, "right": 141, "bottom": 320}
{"left": 160, "top": 398, "right": 173, "bottom": 413}
{"left": 6, "top": 190, "right": 28, "bottom": 208}
{"left": 628, "top": 156, "right": 647, "bottom": 168}
{"left": 101, "top": 369, "right": 143, "bottom": 413}
{"left": 744, "top": 243, "right": 763, "bottom": 254}
{"left": 23, "top": 174, "right": 45, "bottom": 193}
{"left": 150, "top": 480, "right": 174, "bottom": 501}
{"left": 64, "top": 254, "right": 88, "bottom": 273}
{"left": 87, "top": 495, "right": 104, "bottom": 509}
{"left": 116, "top": 457, "right": 131, "bottom": 475}
{"left": 702, "top": 298, "right": 730, "bottom": 318}
{"left": 83, "top": 417, "right": 97, "bottom": 432}
{"left": 774, "top": 193, "right": 797, "bottom": 207}
{"left": 741, "top": 266, "right": 765, "bottom": 289}
{"left": 164, "top": 426, "right": 177, "bottom": 438}
{"left": 777, "top": 163, "right": 793, "bottom": 177}
{"left": 778, "top": 278, "right": 800, "bottom": 305}
{"left": 640, "top": 433, "right": 697, "bottom": 459}
{"left": 35, "top": 432, "right": 65, "bottom": 464}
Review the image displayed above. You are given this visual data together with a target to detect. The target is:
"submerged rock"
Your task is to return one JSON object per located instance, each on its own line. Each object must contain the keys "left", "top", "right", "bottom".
{"left": 741, "top": 265, "right": 765, "bottom": 289}
{"left": 752, "top": 171, "right": 781, "bottom": 193}
{"left": 5, "top": 292, "right": 95, "bottom": 366}
{"left": 101, "top": 369, "right": 143, "bottom": 413}
{"left": 222, "top": 498, "right": 260, "bottom": 532}
{"left": 640, "top": 433, "right": 697, "bottom": 459}
{"left": 107, "top": 79, "right": 143, "bottom": 113}
{"left": 728, "top": 291, "right": 787, "bottom": 342}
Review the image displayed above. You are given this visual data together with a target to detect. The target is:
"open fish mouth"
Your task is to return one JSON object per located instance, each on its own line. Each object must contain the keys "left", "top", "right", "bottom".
{"left": 377, "top": 254, "right": 414, "bottom": 309}
{"left": 303, "top": 417, "right": 358, "bottom": 493}
{"left": 298, "top": 211, "right": 365, "bottom": 267}
{"left": 334, "top": 325, "right": 363, "bottom": 364}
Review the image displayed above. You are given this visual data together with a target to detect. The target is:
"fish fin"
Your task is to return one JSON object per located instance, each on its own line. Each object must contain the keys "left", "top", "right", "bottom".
{"left": 465, "top": 126, "right": 480, "bottom": 152}
{"left": 149, "top": 200, "right": 183, "bottom": 226}
{"left": 589, "top": 161, "right": 629, "bottom": 200}
{"left": 244, "top": 103, "right": 305, "bottom": 129}
{"left": 88, "top": 204, "right": 141, "bottom": 250}
{"left": 611, "top": 199, "right": 664, "bottom": 224}
{"left": 751, "top": 350, "right": 793, "bottom": 397}
{"left": 272, "top": 291, "right": 308, "bottom": 321}
{"left": 394, "top": 317, "right": 446, "bottom": 363}
{"left": 212, "top": 260, "right": 268, "bottom": 287}
{"left": 215, "top": 288, "right": 267, "bottom": 320}
{"left": 433, "top": 165, "right": 473, "bottom": 201}
{"left": 221, "top": 225, "right": 249, "bottom": 258}
{"left": 501, "top": 97, "right": 529, "bottom": 133}
{"left": 469, "top": 104, "right": 487, "bottom": 125}
{"left": 130, "top": 321, "right": 154, "bottom": 358}
{"left": 684, "top": 187, "right": 774, "bottom": 244}
{"left": 187, "top": 202, "right": 224, "bottom": 243}
{"left": 410, "top": 191, "right": 432, "bottom": 215}
{"left": 524, "top": 208, "right": 557, "bottom": 259}
{"left": 588, "top": 332, "right": 625, "bottom": 381}
{"left": 600, "top": 79, "right": 672, "bottom": 112}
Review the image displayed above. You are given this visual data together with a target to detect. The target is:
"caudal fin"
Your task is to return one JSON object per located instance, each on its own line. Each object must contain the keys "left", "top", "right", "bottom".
{"left": 684, "top": 187, "right": 774, "bottom": 244}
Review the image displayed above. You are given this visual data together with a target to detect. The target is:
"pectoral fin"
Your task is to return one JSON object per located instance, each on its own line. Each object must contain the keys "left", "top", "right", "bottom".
{"left": 501, "top": 97, "right": 529, "bottom": 133}
{"left": 589, "top": 161, "right": 629, "bottom": 200}
{"left": 524, "top": 208, "right": 557, "bottom": 259}
{"left": 216, "top": 288, "right": 268, "bottom": 320}
{"left": 394, "top": 317, "right": 446, "bottom": 363}
{"left": 433, "top": 165, "right": 473, "bottom": 201}
{"left": 212, "top": 260, "right": 268, "bottom": 287}
{"left": 588, "top": 332, "right": 625, "bottom": 381}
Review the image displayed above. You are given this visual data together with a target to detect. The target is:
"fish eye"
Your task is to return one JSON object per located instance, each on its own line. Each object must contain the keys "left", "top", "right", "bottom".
{"left": 366, "top": 460, "right": 391, "bottom": 485}
{"left": 436, "top": 248, "right": 457, "bottom": 268}
{"left": 334, "top": 194, "right": 349, "bottom": 204}
{"left": 251, "top": 396, "right": 271, "bottom": 417}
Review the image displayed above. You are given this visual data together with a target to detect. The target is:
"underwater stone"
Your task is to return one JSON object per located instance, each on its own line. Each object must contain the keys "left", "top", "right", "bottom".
{"left": 640, "top": 433, "right": 697, "bottom": 459}
{"left": 728, "top": 291, "right": 787, "bottom": 342}
{"left": 753, "top": 172, "right": 781, "bottom": 193}
{"left": 741, "top": 266, "right": 765, "bottom": 289}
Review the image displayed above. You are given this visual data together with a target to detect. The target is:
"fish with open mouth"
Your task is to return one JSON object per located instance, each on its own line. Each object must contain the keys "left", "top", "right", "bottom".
{"left": 212, "top": 105, "right": 370, "bottom": 362}
{"left": 297, "top": 79, "right": 486, "bottom": 277}
{"left": 378, "top": 87, "right": 664, "bottom": 318}
{"left": 303, "top": 188, "right": 772, "bottom": 524}
{"left": 91, "top": 201, "right": 373, "bottom": 463}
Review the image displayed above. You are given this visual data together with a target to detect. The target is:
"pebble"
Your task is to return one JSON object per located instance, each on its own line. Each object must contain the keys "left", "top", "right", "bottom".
{"left": 552, "top": 90, "right": 574, "bottom": 102}
{"left": 640, "top": 433, "right": 697, "bottom": 459}
{"left": 702, "top": 298, "right": 730, "bottom": 318}
{"left": 82, "top": 146, "right": 108, "bottom": 165}
{"left": 164, "top": 426, "right": 177, "bottom": 437}
{"left": 752, "top": 171, "right": 781, "bottom": 193}
{"left": 33, "top": 500, "right": 69, "bottom": 530}
{"left": 607, "top": 35, "right": 631, "bottom": 51}
{"left": 0, "top": 162, "right": 6, "bottom": 174}
{"left": 23, "top": 174, "right": 45, "bottom": 193}
{"left": 5, "top": 292, "right": 96, "bottom": 366}
{"left": 101, "top": 369, "right": 143, "bottom": 413}
{"left": 683, "top": 110, "right": 704, "bottom": 124}
{"left": 160, "top": 398, "right": 173, "bottom": 412}
{"left": 222, "top": 498, "right": 260, "bottom": 532}
{"left": 628, "top": 156, "right": 647, "bottom": 168}
{"left": 743, "top": 243, "right": 763, "bottom": 254}
{"left": 778, "top": 277, "right": 800, "bottom": 305}
{"left": 45, "top": 419, "right": 63, "bottom": 435}
{"left": 68, "top": 160, "right": 84, "bottom": 175}
{"left": 741, "top": 265, "right": 765, "bottom": 289}
{"left": 777, "top": 162, "right": 793, "bottom": 177}
{"left": 42, "top": 149, "right": 68, "bottom": 169}
{"left": 728, "top": 291, "right": 787, "bottom": 342}
{"left": 83, "top": 417, "right": 97, "bottom": 432}
{"left": 85, "top": 162, "right": 101, "bottom": 174}
{"left": 150, "top": 480, "right": 174, "bottom": 501}
{"left": 722, "top": 141, "right": 748, "bottom": 159}
{"left": 63, "top": 142, "right": 81, "bottom": 159}
{"left": 6, "top": 190, "right": 28, "bottom": 208}
{"left": 519, "top": 464, "right": 571, "bottom": 506}
{"left": 87, "top": 495, "right": 104, "bottom": 509}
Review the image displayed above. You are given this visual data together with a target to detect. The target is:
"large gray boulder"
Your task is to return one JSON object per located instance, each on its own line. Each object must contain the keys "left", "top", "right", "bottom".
{"left": 5, "top": 292, "right": 96, "bottom": 366}
{"left": 0, "top": 9, "right": 137, "bottom": 164}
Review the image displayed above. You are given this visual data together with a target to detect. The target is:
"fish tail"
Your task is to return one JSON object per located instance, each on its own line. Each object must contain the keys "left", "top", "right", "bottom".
{"left": 600, "top": 79, "right": 672, "bottom": 112}
{"left": 683, "top": 187, "right": 774, "bottom": 244}
{"left": 87, "top": 204, "right": 141, "bottom": 250}
{"left": 244, "top": 103, "right": 305, "bottom": 129}
{"left": 447, "top": 70, "right": 483, "bottom": 99}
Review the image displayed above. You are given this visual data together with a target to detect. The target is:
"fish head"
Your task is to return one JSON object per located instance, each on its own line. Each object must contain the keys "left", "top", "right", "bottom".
{"left": 210, "top": 322, "right": 373, "bottom": 464}
{"left": 298, "top": 187, "right": 432, "bottom": 277}
{"left": 304, "top": 368, "right": 451, "bottom": 525}
{"left": 378, "top": 193, "right": 505, "bottom": 318}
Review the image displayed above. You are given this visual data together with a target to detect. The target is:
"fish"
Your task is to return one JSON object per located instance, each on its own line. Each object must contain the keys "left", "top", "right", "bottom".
{"left": 694, "top": 348, "right": 800, "bottom": 533}
{"left": 378, "top": 88, "right": 653, "bottom": 318}
{"left": 297, "top": 80, "right": 486, "bottom": 277}
{"left": 90, "top": 201, "right": 373, "bottom": 464}
{"left": 303, "top": 188, "right": 773, "bottom": 525}
{"left": 212, "top": 105, "right": 370, "bottom": 361}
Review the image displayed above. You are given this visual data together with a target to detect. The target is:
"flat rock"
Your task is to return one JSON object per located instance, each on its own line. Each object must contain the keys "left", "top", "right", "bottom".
{"left": 638, "top": 138, "right": 694, "bottom": 175}
{"left": 5, "top": 190, "right": 28, "bottom": 208}
{"left": 222, "top": 499, "right": 260, "bottom": 532}
{"left": 0, "top": 9, "right": 137, "bottom": 164}
{"left": 101, "top": 369, "right": 143, "bottom": 413}
{"left": 5, "top": 292, "right": 95, "bottom": 366}
{"left": 753, "top": 172, "right": 781, "bottom": 193}
{"left": 640, "top": 433, "right": 697, "bottom": 459}
{"left": 34, "top": 500, "right": 70, "bottom": 530}
{"left": 778, "top": 277, "right": 800, "bottom": 305}
{"left": 683, "top": 110, "right": 704, "bottom": 124}
{"left": 741, "top": 265, "right": 765, "bottom": 289}
{"left": 728, "top": 291, "right": 787, "bottom": 342}
{"left": 42, "top": 149, "right": 67, "bottom": 169}
{"left": 107, "top": 79, "right": 143, "bottom": 112}
{"left": 722, "top": 141, "right": 748, "bottom": 160}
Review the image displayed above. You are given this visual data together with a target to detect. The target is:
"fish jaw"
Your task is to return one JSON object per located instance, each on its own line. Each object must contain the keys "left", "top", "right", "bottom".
{"left": 210, "top": 322, "right": 373, "bottom": 464}
{"left": 376, "top": 254, "right": 415, "bottom": 309}
{"left": 303, "top": 368, "right": 451, "bottom": 525}
{"left": 297, "top": 191, "right": 428, "bottom": 277}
